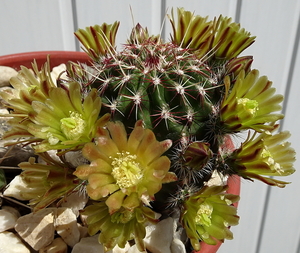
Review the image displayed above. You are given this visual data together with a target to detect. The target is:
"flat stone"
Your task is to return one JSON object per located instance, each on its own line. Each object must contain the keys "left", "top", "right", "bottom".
{"left": 0, "top": 231, "right": 30, "bottom": 253}
{"left": 71, "top": 234, "right": 108, "bottom": 253}
{"left": 170, "top": 238, "right": 186, "bottom": 253}
{"left": 55, "top": 207, "right": 80, "bottom": 247}
{"left": 77, "top": 223, "right": 88, "bottom": 239}
{"left": 0, "top": 66, "right": 18, "bottom": 87}
{"left": 144, "top": 217, "right": 174, "bottom": 253}
{"left": 112, "top": 243, "right": 131, "bottom": 253}
{"left": 0, "top": 145, "right": 36, "bottom": 167}
{"left": 3, "top": 175, "right": 32, "bottom": 201}
{"left": 39, "top": 237, "right": 68, "bottom": 253}
{"left": 15, "top": 208, "right": 56, "bottom": 251}
{"left": 127, "top": 245, "right": 145, "bottom": 253}
{"left": 60, "top": 190, "right": 89, "bottom": 217}
{"left": 50, "top": 64, "right": 66, "bottom": 83}
{"left": 0, "top": 206, "right": 20, "bottom": 232}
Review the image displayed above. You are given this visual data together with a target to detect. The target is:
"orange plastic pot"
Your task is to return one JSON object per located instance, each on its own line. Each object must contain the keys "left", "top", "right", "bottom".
{"left": 0, "top": 51, "right": 241, "bottom": 253}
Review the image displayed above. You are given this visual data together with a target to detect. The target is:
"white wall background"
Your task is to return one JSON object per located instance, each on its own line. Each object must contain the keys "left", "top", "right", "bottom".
{"left": 1, "top": 1, "right": 299, "bottom": 252}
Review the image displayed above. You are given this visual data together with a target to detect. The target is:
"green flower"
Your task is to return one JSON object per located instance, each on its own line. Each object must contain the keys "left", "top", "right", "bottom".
{"left": 181, "top": 185, "right": 239, "bottom": 251}
{"left": 82, "top": 201, "right": 158, "bottom": 251}
{"left": 212, "top": 16, "right": 256, "bottom": 59}
{"left": 226, "top": 129, "right": 296, "bottom": 187}
{"left": 18, "top": 153, "right": 81, "bottom": 211}
{"left": 168, "top": 8, "right": 255, "bottom": 60}
{"left": 75, "top": 22, "right": 120, "bottom": 61}
{"left": 27, "top": 81, "right": 109, "bottom": 152}
{"left": 74, "top": 120, "right": 176, "bottom": 214}
{"left": 220, "top": 69, "right": 284, "bottom": 132}
{"left": 168, "top": 8, "right": 213, "bottom": 58}
{"left": 0, "top": 59, "right": 56, "bottom": 141}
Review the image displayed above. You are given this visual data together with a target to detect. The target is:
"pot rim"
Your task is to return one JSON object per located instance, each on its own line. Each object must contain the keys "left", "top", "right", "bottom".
{"left": 0, "top": 51, "right": 91, "bottom": 70}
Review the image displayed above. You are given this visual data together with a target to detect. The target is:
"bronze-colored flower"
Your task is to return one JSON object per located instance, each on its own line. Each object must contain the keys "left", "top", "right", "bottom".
{"left": 74, "top": 120, "right": 177, "bottom": 214}
{"left": 211, "top": 15, "right": 256, "bottom": 59}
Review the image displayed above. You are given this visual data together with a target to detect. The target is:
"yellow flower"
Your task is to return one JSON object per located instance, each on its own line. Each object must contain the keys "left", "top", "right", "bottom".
{"left": 0, "top": 59, "right": 56, "bottom": 141}
{"left": 27, "top": 82, "right": 109, "bottom": 152}
{"left": 212, "top": 16, "right": 256, "bottom": 59}
{"left": 74, "top": 120, "right": 177, "bottom": 214}
{"left": 220, "top": 69, "right": 284, "bottom": 132}
{"left": 75, "top": 22, "right": 120, "bottom": 61}
{"left": 168, "top": 8, "right": 213, "bottom": 58}
{"left": 181, "top": 185, "right": 239, "bottom": 251}
{"left": 227, "top": 129, "right": 296, "bottom": 187}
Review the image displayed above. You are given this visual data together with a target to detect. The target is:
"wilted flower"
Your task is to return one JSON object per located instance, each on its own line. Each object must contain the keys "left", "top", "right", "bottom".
{"left": 74, "top": 120, "right": 177, "bottom": 214}
{"left": 82, "top": 201, "right": 158, "bottom": 251}
{"left": 220, "top": 69, "right": 284, "bottom": 132}
{"left": 16, "top": 153, "right": 81, "bottom": 211}
{"left": 181, "top": 185, "right": 239, "bottom": 251}
{"left": 226, "top": 129, "right": 296, "bottom": 187}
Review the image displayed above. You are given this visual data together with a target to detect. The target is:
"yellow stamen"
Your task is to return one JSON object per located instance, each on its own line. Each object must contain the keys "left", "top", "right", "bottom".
{"left": 195, "top": 202, "right": 213, "bottom": 226}
{"left": 60, "top": 111, "right": 86, "bottom": 140}
{"left": 111, "top": 151, "right": 143, "bottom": 189}
{"left": 237, "top": 97, "right": 259, "bottom": 115}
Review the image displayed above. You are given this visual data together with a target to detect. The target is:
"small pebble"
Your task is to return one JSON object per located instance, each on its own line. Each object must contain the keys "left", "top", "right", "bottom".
{"left": 39, "top": 237, "right": 68, "bottom": 253}
{"left": 0, "top": 66, "right": 18, "bottom": 87}
{"left": 0, "top": 231, "right": 30, "bottom": 253}
{"left": 0, "top": 206, "right": 20, "bottom": 232}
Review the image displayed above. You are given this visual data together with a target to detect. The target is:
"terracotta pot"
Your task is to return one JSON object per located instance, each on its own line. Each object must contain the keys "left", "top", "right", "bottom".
{"left": 0, "top": 51, "right": 241, "bottom": 253}
{"left": 0, "top": 51, "right": 91, "bottom": 70}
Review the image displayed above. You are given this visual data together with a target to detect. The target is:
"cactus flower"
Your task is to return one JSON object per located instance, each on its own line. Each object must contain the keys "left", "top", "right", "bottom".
{"left": 220, "top": 69, "right": 284, "bottom": 132}
{"left": 75, "top": 22, "right": 120, "bottom": 61}
{"left": 27, "top": 81, "right": 109, "bottom": 152}
{"left": 0, "top": 59, "right": 56, "bottom": 141}
{"left": 82, "top": 201, "right": 158, "bottom": 251}
{"left": 181, "top": 185, "right": 239, "bottom": 251}
{"left": 74, "top": 120, "right": 176, "bottom": 214}
{"left": 226, "top": 129, "right": 296, "bottom": 187}
{"left": 16, "top": 153, "right": 81, "bottom": 211}
{"left": 1, "top": 7, "right": 296, "bottom": 252}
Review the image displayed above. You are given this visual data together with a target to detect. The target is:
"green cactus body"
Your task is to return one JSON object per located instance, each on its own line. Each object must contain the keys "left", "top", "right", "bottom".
{"left": 92, "top": 41, "right": 220, "bottom": 145}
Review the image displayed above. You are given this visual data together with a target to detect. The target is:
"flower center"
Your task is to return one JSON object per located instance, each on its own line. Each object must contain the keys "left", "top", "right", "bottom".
{"left": 60, "top": 111, "right": 86, "bottom": 140}
{"left": 237, "top": 98, "right": 259, "bottom": 116}
{"left": 111, "top": 151, "right": 143, "bottom": 190}
{"left": 261, "top": 147, "right": 283, "bottom": 174}
{"left": 195, "top": 202, "right": 213, "bottom": 227}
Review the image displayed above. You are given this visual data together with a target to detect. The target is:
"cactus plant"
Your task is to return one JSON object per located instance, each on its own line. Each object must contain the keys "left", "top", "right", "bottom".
{"left": 0, "top": 7, "right": 296, "bottom": 253}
